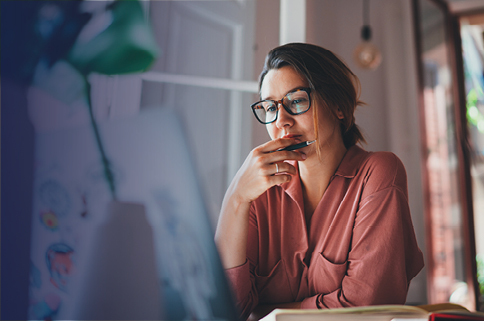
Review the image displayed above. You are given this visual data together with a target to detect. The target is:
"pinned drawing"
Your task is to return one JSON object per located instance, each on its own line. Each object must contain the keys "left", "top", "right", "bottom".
{"left": 46, "top": 243, "right": 76, "bottom": 292}
{"left": 29, "top": 292, "right": 62, "bottom": 320}
{"left": 40, "top": 209, "right": 59, "bottom": 231}
{"left": 38, "top": 179, "right": 72, "bottom": 218}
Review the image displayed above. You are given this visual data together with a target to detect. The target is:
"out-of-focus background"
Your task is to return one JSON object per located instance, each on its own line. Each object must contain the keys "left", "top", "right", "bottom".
{"left": 2, "top": 0, "right": 484, "bottom": 319}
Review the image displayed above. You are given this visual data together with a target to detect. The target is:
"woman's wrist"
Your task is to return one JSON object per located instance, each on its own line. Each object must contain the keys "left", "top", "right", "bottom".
{"left": 221, "top": 185, "right": 252, "bottom": 215}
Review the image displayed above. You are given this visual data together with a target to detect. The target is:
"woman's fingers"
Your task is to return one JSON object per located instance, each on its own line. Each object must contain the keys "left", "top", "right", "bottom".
{"left": 258, "top": 137, "right": 296, "bottom": 153}
{"left": 270, "top": 172, "right": 293, "bottom": 185}
{"left": 257, "top": 138, "right": 308, "bottom": 162}
{"left": 274, "top": 161, "right": 298, "bottom": 175}
{"left": 255, "top": 138, "right": 301, "bottom": 160}
{"left": 268, "top": 149, "right": 307, "bottom": 164}
{"left": 264, "top": 161, "right": 297, "bottom": 176}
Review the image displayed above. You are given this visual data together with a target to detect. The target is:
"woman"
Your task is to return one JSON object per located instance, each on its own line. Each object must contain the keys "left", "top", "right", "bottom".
{"left": 215, "top": 43, "right": 424, "bottom": 320}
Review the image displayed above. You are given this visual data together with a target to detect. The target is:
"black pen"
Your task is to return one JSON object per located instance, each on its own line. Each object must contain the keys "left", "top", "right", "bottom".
{"left": 277, "top": 140, "right": 316, "bottom": 151}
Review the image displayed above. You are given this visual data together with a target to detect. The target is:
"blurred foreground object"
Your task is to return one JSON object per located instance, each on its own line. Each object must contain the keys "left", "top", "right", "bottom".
{"left": 59, "top": 201, "right": 162, "bottom": 320}
{"left": 25, "top": 1, "right": 161, "bottom": 319}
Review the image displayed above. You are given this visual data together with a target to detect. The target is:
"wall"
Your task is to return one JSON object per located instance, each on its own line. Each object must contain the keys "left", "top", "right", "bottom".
{"left": 252, "top": 0, "right": 280, "bottom": 147}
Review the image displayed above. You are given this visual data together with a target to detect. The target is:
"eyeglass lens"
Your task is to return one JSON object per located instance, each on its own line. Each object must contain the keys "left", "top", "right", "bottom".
{"left": 252, "top": 89, "right": 310, "bottom": 124}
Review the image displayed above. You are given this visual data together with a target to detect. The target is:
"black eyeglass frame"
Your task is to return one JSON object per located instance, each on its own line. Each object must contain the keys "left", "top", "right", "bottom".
{"left": 250, "top": 88, "right": 312, "bottom": 124}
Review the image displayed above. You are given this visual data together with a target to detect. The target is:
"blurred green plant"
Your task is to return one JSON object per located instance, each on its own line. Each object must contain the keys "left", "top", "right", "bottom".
{"left": 67, "top": 1, "right": 158, "bottom": 75}
{"left": 477, "top": 254, "right": 484, "bottom": 297}
{"left": 466, "top": 88, "right": 484, "bottom": 134}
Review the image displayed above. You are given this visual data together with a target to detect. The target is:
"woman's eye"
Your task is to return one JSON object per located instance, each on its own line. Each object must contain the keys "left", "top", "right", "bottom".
{"left": 266, "top": 105, "right": 277, "bottom": 112}
{"left": 291, "top": 98, "right": 306, "bottom": 105}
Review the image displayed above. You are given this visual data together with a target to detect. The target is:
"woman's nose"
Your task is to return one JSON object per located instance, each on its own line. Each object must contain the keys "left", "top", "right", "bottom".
{"left": 275, "top": 103, "right": 294, "bottom": 128}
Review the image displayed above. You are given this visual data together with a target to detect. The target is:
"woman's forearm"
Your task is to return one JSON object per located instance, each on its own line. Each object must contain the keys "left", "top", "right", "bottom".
{"left": 215, "top": 187, "right": 251, "bottom": 269}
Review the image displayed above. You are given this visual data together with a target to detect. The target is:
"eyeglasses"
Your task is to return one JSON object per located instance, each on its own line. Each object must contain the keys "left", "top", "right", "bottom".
{"left": 251, "top": 88, "right": 311, "bottom": 124}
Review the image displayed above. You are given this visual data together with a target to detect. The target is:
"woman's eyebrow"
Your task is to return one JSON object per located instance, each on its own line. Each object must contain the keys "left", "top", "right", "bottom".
{"left": 261, "top": 86, "right": 307, "bottom": 101}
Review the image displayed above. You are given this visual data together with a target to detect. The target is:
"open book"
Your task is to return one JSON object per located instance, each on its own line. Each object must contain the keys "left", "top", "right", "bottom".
{"left": 260, "top": 304, "right": 484, "bottom": 321}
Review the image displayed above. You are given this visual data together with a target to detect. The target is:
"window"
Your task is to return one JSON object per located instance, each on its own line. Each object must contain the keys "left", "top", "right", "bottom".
{"left": 414, "top": 0, "right": 482, "bottom": 311}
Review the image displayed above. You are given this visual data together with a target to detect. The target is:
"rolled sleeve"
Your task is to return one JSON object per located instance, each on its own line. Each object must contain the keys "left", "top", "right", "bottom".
{"left": 225, "top": 260, "right": 251, "bottom": 306}
{"left": 225, "top": 259, "right": 259, "bottom": 320}
{"left": 301, "top": 295, "right": 318, "bottom": 309}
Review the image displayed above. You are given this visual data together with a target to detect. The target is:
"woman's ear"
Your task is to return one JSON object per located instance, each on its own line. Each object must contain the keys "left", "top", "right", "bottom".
{"left": 337, "top": 108, "right": 344, "bottom": 120}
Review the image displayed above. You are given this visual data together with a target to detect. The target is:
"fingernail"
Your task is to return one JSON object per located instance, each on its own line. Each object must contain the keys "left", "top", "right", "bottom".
{"left": 301, "top": 153, "right": 307, "bottom": 160}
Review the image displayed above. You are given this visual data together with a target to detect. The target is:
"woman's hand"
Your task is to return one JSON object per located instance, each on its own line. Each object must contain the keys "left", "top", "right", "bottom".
{"left": 215, "top": 138, "right": 306, "bottom": 269}
{"left": 229, "top": 138, "right": 307, "bottom": 204}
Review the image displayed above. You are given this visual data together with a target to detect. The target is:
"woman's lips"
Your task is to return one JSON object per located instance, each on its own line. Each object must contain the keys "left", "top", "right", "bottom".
{"left": 281, "top": 135, "right": 303, "bottom": 143}
{"left": 282, "top": 134, "right": 301, "bottom": 139}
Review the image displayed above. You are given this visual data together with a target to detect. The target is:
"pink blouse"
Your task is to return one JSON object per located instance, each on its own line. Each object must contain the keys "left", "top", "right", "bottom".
{"left": 225, "top": 145, "right": 424, "bottom": 320}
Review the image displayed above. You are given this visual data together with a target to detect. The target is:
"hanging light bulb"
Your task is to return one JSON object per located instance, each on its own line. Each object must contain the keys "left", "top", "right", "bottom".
{"left": 354, "top": 0, "right": 382, "bottom": 70}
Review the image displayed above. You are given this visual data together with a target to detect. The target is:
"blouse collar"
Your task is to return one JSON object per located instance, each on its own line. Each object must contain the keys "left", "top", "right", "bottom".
{"left": 281, "top": 144, "right": 369, "bottom": 198}
{"left": 333, "top": 145, "right": 368, "bottom": 178}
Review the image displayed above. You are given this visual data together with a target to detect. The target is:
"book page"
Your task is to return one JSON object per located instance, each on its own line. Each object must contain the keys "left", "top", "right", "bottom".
{"left": 261, "top": 305, "right": 429, "bottom": 321}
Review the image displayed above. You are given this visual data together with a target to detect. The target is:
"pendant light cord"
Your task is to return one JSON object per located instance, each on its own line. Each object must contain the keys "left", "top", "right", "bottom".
{"left": 363, "top": 0, "right": 369, "bottom": 26}
{"left": 361, "top": 0, "right": 371, "bottom": 41}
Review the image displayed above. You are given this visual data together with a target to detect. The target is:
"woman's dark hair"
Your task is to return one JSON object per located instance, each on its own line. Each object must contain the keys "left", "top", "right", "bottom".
{"left": 259, "top": 43, "right": 366, "bottom": 149}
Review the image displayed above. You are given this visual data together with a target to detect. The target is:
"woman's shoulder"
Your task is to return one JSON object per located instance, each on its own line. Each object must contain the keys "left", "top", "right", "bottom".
{"left": 353, "top": 147, "right": 408, "bottom": 194}
{"left": 364, "top": 149, "right": 405, "bottom": 172}
{"left": 346, "top": 145, "right": 405, "bottom": 174}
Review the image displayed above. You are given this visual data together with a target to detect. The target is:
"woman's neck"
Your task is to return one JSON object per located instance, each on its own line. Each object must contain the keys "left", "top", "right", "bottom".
{"left": 298, "top": 141, "right": 347, "bottom": 215}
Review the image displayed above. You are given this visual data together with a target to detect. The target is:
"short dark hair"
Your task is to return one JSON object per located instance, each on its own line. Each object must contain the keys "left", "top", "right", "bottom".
{"left": 259, "top": 43, "right": 366, "bottom": 149}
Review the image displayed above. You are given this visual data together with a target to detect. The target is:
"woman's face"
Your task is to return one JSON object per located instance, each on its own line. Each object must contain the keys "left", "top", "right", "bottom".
{"left": 260, "top": 66, "right": 343, "bottom": 157}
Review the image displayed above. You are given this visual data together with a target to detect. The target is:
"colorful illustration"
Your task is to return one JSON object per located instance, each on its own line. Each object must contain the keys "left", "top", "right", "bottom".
{"left": 40, "top": 209, "right": 59, "bottom": 231}
{"left": 39, "top": 179, "right": 72, "bottom": 217}
{"left": 46, "top": 243, "right": 75, "bottom": 292}
{"left": 29, "top": 293, "right": 61, "bottom": 320}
